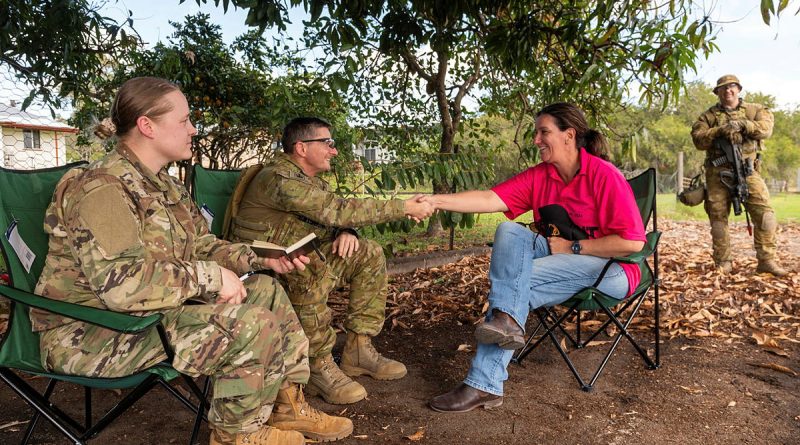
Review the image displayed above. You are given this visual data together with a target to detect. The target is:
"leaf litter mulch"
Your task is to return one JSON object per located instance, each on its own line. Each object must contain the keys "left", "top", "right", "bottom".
{"left": 331, "top": 219, "right": 799, "bottom": 360}
{"left": 1, "top": 220, "right": 798, "bottom": 444}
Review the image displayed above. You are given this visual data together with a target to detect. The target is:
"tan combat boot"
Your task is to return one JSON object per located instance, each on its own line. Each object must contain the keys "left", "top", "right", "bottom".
{"left": 209, "top": 426, "right": 304, "bottom": 445}
{"left": 756, "top": 260, "right": 788, "bottom": 277}
{"left": 340, "top": 332, "right": 407, "bottom": 380}
{"left": 268, "top": 383, "right": 353, "bottom": 442}
{"left": 306, "top": 355, "right": 367, "bottom": 404}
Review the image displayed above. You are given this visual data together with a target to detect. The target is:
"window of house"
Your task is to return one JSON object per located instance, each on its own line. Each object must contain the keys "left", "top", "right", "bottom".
{"left": 365, "top": 147, "right": 377, "bottom": 162}
{"left": 23, "top": 129, "right": 41, "bottom": 150}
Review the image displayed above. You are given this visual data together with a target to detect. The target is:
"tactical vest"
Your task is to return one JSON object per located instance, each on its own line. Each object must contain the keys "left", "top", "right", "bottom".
{"left": 702, "top": 102, "right": 766, "bottom": 160}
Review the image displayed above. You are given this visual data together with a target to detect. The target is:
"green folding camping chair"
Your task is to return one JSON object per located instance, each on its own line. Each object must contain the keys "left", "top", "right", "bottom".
{"left": 511, "top": 168, "right": 662, "bottom": 391}
{"left": 190, "top": 165, "right": 241, "bottom": 238}
{"left": 0, "top": 163, "right": 209, "bottom": 444}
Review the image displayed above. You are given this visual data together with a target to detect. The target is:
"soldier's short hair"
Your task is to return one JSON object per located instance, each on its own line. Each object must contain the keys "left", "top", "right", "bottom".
{"left": 282, "top": 117, "right": 332, "bottom": 154}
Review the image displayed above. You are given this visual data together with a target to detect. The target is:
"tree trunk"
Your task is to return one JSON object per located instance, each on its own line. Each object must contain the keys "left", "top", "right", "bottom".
{"left": 426, "top": 105, "right": 456, "bottom": 236}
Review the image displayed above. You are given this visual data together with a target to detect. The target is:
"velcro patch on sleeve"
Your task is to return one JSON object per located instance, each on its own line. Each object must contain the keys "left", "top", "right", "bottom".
{"left": 77, "top": 185, "right": 141, "bottom": 257}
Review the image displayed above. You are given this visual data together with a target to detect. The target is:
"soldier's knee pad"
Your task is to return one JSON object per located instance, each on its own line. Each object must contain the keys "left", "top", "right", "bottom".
{"left": 710, "top": 221, "right": 728, "bottom": 239}
{"left": 760, "top": 211, "right": 777, "bottom": 232}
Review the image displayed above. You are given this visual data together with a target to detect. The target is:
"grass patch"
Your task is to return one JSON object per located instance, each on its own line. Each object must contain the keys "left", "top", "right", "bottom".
{"left": 368, "top": 193, "right": 800, "bottom": 257}
{"left": 658, "top": 192, "right": 800, "bottom": 224}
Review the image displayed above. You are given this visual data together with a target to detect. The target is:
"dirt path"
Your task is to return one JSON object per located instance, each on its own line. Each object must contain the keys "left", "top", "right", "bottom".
{"left": 1, "top": 326, "right": 796, "bottom": 444}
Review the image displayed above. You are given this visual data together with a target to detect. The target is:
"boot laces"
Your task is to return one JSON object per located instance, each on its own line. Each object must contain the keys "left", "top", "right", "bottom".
{"left": 320, "top": 357, "right": 350, "bottom": 386}
{"left": 294, "top": 384, "right": 323, "bottom": 421}
{"left": 362, "top": 339, "right": 390, "bottom": 365}
{"left": 239, "top": 427, "right": 273, "bottom": 444}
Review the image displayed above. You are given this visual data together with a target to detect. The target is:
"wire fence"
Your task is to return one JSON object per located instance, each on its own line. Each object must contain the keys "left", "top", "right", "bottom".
{"left": 1, "top": 68, "right": 76, "bottom": 170}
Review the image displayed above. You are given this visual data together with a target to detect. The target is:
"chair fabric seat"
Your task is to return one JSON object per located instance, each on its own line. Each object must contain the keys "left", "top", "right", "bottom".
{"left": 565, "top": 260, "right": 654, "bottom": 311}
{"left": 26, "top": 366, "right": 180, "bottom": 390}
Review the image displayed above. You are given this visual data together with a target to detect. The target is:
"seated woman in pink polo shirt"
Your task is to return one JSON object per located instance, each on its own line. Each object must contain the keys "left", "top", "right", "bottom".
{"left": 424, "top": 102, "right": 646, "bottom": 413}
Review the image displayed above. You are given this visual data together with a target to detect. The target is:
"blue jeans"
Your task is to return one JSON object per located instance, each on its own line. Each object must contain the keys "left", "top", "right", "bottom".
{"left": 463, "top": 222, "right": 630, "bottom": 396}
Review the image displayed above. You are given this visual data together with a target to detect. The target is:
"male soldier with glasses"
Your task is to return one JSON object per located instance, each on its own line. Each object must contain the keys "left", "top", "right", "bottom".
{"left": 691, "top": 75, "right": 787, "bottom": 276}
{"left": 228, "top": 117, "right": 433, "bottom": 404}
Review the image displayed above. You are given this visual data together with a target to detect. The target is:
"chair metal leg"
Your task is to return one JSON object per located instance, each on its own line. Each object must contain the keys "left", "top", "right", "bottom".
{"left": 81, "top": 374, "right": 160, "bottom": 441}
{"left": 0, "top": 370, "right": 86, "bottom": 445}
{"left": 514, "top": 305, "right": 578, "bottom": 364}
{"left": 654, "top": 271, "right": 661, "bottom": 369}
{"left": 21, "top": 379, "right": 58, "bottom": 445}
{"left": 598, "top": 296, "right": 656, "bottom": 369}
{"left": 189, "top": 377, "right": 211, "bottom": 445}
{"left": 84, "top": 387, "right": 92, "bottom": 430}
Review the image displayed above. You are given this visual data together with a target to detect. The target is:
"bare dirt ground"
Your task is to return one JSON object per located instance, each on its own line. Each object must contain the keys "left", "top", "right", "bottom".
{"left": 1, "top": 221, "right": 798, "bottom": 444}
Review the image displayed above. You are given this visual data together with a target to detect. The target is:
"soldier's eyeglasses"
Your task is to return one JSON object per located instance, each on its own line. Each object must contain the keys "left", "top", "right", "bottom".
{"left": 301, "top": 138, "right": 335, "bottom": 148}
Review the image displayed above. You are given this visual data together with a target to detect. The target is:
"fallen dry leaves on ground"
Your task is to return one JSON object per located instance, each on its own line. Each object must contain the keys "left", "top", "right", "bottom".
{"left": 1, "top": 222, "right": 797, "bottom": 353}
{"left": 331, "top": 221, "right": 800, "bottom": 352}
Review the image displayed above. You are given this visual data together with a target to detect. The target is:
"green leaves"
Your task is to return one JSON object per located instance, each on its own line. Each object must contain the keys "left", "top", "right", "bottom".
{"left": 1, "top": 0, "right": 138, "bottom": 113}
{"left": 70, "top": 12, "right": 349, "bottom": 170}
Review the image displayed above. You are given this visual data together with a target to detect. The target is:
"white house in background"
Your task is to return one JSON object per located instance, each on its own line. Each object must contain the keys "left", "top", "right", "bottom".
{"left": 0, "top": 101, "right": 77, "bottom": 169}
{"left": 353, "top": 139, "right": 394, "bottom": 164}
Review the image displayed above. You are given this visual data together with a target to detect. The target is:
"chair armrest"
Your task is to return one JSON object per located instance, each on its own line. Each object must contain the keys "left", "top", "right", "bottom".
{"left": 590, "top": 231, "right": 661, "bottom": 288}
{"left": 609, "top": 231, "right": 662, "bottom": 264}
{"left": 0, "top": 285, "right": 163, "bottom": 334}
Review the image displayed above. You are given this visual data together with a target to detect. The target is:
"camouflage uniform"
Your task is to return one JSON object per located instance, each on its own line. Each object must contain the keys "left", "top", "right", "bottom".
{"left": 32, "top": 146, "right": 310, "bottom": 436}
{"left": 229, "top": 153, "right": 405, "bottom": 358}
{"left": 690, "top": 99, "right": 777, "bottom": 265}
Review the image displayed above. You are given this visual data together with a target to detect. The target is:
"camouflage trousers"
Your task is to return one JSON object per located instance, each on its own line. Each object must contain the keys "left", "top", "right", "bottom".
{"left": 704, "top": 161, "right": 778, "bottom": 264}
{"left": 39, "top": 275, "right": 310, "bottom": 435}
{"left": 281, "top": 238, "right": 388, "bottom": 358}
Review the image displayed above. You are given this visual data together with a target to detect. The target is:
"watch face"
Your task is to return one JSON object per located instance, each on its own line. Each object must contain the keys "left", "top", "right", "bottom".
{"left": 572, "top": 241, "right": 581, "bottom": 254}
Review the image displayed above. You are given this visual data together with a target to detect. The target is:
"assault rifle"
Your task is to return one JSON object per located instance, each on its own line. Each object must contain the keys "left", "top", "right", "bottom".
{"left": 712, "top": 137, "right": 753, "bottom": 234}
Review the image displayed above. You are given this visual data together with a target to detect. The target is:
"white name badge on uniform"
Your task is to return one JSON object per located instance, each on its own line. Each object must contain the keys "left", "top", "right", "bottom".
{"left": 199, "top": 204, "right": 215, "bottom": 230}
{"left": 4, "top": 220, "right": 35, "bottom": 273}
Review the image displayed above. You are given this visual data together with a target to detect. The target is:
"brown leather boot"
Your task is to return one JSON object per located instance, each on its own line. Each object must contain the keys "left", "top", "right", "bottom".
{"left": 340, "top": 332, "right": 407, "bottom": 380}
{"left": 209, "top": 426, "right": 305, "bottom": 445}
{"left": 268, "top": 383, "right": 353, "bottom": 442}
{"left": 756, "top": 260, "right": 788, "bottom": 277}
{"left": 306, "top": 355, "right": 367, "bottom": 404}
{"left": 429, "top": 383, "right": 503, "bottom": 413}
{"left": 474, "top": 309, "right": 525, "bottom": 350}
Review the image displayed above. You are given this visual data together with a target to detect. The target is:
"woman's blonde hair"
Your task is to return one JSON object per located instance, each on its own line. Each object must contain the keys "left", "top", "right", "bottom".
{"left": 94, "top": 77, "right": 180, "bottom": 140}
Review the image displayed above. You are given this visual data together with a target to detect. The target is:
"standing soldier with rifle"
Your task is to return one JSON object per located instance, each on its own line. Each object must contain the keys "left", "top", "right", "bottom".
{"left": 691, "top": 74, "right": 787, "bottom": 276}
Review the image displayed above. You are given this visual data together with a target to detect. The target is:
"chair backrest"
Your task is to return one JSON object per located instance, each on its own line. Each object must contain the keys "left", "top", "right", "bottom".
{"left": 627, "top": 168, "right": 656, "bottom": 229}
{"left": 0, "top": 162, "right": 88, "bottom": 372}
{"left": 191, "top": 165, "right": 241, "bottom": 237}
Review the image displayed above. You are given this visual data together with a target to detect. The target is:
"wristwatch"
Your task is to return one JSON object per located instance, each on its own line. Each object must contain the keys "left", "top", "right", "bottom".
{"left": 571, "top": 240, "right": 582, "bottom": 255}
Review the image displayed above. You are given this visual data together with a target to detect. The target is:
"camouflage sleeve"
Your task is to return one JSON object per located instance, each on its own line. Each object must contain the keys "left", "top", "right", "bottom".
{"left": 742, "top": 106, "right": 773, "bottom": 140}
{"left": 190, "top": 201, "right": 257, "bottom": 273}
{"left": 63, "top": 179, "right": 223, "bottom": 312}
{"left": 690, "top": 111, "right": 719, "bottom": 151}
{"left": 271, "top": 171, "right": 406, "bottom": 228}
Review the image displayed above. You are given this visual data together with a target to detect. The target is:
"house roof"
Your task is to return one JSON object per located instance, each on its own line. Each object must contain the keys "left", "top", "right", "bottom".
{"left": 0, "top": 103, "right": 77, "bottom": 133}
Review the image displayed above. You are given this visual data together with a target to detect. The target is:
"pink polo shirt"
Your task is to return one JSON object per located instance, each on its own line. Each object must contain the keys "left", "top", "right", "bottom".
{"left": 491, "top": 148, "right": 646, "bottom": 295}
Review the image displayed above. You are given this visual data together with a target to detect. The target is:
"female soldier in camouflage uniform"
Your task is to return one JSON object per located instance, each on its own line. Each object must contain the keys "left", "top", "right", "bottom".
{"left": 32, "top": 77, "right": 351, "bottom": 445}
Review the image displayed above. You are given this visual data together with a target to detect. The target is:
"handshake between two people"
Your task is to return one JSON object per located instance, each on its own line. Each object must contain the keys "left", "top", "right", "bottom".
{"left": 403, "top": 194, "right": 436, "bottom": 223}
